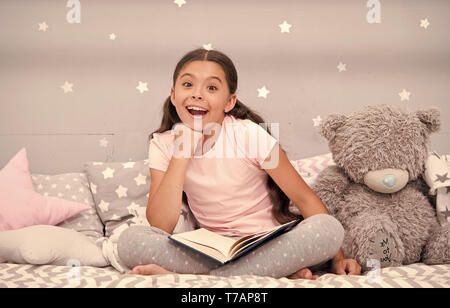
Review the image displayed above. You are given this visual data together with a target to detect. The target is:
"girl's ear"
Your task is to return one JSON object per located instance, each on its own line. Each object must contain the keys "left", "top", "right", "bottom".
{"left": 170, "top": 87, "right": 176, "bottom": 106}
{"left": 225, "top": 94, "right": 237, "bottom": 113}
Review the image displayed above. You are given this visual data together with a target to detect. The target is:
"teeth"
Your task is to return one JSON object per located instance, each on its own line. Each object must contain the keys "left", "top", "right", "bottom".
{"left": 187, "top": 106, "right": 207, "bottom": 111}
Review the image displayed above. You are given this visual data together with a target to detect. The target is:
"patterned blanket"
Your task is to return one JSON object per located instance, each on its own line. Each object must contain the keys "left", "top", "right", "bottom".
{"left": 1, "top": 262, "right": 449, "bottom": 288}
{"left": 424, "top": 153, "right": 450, "bottom": 226}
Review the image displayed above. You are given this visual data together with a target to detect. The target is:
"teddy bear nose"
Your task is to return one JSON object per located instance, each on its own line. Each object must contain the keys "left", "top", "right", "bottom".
{"left": 363, "top": 168, "right": 409, "bottom": 194}
{"left": 382, "top": 174, "right": 397, "bottom": 188}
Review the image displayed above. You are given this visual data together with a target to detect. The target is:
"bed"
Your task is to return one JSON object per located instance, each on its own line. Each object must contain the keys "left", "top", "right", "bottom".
{"left": 0, "top": 150, "right": 449, "bottom": 288}
{"left": 1, "top": 262, "right": 449, "bottom": 288}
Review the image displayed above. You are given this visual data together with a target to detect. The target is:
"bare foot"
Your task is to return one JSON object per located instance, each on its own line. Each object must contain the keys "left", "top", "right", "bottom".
{"left": 288, "top": 268, "right": 319, "bottom": 280}
{"left": 127, "top": 264, "right": 176, "bottom": 276}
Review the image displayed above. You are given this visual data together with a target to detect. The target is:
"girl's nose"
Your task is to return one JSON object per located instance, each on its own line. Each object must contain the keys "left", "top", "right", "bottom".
{"left": 192, "top": 95, "right": 202, "bottom": 100}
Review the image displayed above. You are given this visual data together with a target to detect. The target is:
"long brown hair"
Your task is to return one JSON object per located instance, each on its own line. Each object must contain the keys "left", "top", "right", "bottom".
{"left": 149, "top": 48, "right": 300, "bottom": 224}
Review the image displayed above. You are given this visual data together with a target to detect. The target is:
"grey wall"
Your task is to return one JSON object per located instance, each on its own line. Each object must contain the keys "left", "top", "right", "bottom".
{"left": 1, "top": 0, "right": 449, "bottom": 174}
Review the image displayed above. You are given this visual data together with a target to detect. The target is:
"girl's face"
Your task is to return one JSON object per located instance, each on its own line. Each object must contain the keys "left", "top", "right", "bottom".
{"left": 170, "top": 60, "right": 236, "bottom": 131}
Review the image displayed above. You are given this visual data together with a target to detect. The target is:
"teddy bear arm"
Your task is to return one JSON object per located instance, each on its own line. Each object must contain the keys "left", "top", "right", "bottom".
{"left": 408, "top": 176, "right": 436, "bottom": 206}
{"left": 312, "top": 166, "right": 350, "bottom": 215}
{"left": 408, "top": 176, "right": 429, "bottom": 195}
{"left": 422, "top": 224, "right": 450, "bottom": 265}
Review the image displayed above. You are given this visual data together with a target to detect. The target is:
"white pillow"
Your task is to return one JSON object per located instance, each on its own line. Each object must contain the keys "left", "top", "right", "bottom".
{"left": 0, "top": 225, "right": 108, "bottom": 267}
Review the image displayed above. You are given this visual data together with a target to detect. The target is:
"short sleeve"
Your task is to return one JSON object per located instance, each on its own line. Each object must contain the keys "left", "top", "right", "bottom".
{"left": 238, "top": 120, "right": 279, "bottom": 168}
{"left": 148, "top": 132, "right": 173, "bottom": 172}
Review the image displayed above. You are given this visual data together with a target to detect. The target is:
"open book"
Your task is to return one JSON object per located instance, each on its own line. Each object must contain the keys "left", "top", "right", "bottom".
{"left": 168, "top": 219, "right": 301, "bottom": 264}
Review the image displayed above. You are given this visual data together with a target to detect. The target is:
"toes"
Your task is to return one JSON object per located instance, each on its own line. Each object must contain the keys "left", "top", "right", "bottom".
{"left": 288, "top": 268, "right": 321, "bottom": 280}
{"left": 302, "top": 269, "right": 313, "bottom": 279}
{"left": 128, "top": 264, "right": 168, "bottom": 276}
{"left": 128, "top": 266, "right": 142, "bottom": 275}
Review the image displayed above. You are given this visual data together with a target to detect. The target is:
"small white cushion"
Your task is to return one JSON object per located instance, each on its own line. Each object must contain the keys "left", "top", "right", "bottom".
{"left": 0, "top": 225, "right": 108, "bottom": 267}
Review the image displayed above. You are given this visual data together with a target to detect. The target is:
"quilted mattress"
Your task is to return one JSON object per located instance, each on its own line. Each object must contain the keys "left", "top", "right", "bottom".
{"left": 1, "top": 262, "right": 449, "bottom": 288}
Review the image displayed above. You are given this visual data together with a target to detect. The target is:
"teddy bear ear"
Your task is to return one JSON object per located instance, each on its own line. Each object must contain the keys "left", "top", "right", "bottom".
{"left": 320, "top": 114, "right": 347, "bottom": 141}
{"left": 415, "top": 108, "right": 440, "bottom": 134}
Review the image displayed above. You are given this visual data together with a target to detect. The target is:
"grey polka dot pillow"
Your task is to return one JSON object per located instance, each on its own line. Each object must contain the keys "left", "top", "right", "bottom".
{"left": 84, "top": 160, "right": 151, "bottom": 237}
{"left": 31, "top": 173, "right": 104, "bottom": 242}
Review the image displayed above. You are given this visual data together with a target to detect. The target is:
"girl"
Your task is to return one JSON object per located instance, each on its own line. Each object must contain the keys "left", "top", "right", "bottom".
{"left": 117, "top": 48, "right": 361, "bottom": 279}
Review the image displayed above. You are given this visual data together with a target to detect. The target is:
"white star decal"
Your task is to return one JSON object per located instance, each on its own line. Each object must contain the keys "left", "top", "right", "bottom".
{"left": 174, "top": 0, "right": 186, "bottom": 8}
{"left": 102, "top": 167, "right": 115, "bottom": 179}
{"left": 420, "top": 18, "right": 430, "bottom": 29}
{"left": 134, "top": 173, "right": 147, "bottom": 186}
{"left": 257, "top": 86, "right": 270, "bottom": 98}
{"left": 109, "top": 33, "right": 117, "bottom": 40}
{"left": 278, "top": 21, "right": 292, "bottom": 33}
{"left": 61, "top": 81, "right": 74, "bottom": 93}
{"left": 136, "top": 81, "right": 149, "bottom": 94}
{"left": 203, "top": 43, "right": 213, "bottom": 50}
{"left": 38, "top": 22, "right": 49, "bottom": 32}
{"left": 312, "top": 116, "right": 323, "bottom": 127}
{"left": 398, "top": 89, "right": 411, "bottom": 101}
{"left": 337, "top": 62, "right": 347, "bottom": 72}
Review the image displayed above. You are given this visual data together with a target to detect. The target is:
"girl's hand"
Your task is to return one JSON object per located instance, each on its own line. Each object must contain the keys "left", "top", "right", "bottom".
{"left": 331, "top": 258, "right": 362, "bottom": 276}
{"left": 173, "top": 124, "right": 204, "bottom": 158}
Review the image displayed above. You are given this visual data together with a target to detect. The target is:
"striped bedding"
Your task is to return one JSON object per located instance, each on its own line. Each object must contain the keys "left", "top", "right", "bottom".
{"left": 1, "top": 262, "right": 449, "bottom": 288}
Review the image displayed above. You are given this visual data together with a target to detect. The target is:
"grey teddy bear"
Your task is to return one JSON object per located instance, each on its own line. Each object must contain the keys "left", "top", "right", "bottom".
{"left": 312, "top": 105, "right": 450, "bottom": 272}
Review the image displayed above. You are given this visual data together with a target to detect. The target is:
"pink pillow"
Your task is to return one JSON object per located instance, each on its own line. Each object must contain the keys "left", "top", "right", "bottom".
{"left": 0, "top": 188, "right": 90, "bottom": 231}
{"left": 292, "top": 153, "right": 335, "bottom": 175}
{"left": 0, "top": 148, "right": 34, "bottom": 191}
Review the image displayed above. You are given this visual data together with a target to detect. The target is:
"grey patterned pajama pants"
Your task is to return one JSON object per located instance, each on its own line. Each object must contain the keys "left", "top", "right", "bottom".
{"left": 117, "top": 214, "right": 344, "bottom": 278}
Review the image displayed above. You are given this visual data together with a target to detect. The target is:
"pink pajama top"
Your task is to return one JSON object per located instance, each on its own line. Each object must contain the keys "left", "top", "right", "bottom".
{"left": 148, "top": 115, "right": 280, "bottom": 237}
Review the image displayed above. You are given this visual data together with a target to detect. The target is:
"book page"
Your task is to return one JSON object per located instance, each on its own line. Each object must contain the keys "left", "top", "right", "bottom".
{"left": 171, "top": 228, "right": 237, "bottom": 257}
{"left": 230, "top": 219, "right": 301, "bottom": 258}
{"left": 169, "top": 236, "right": 228, "bottom": 263}
{"left": 229, "top": 232, "right": 267, "bottom": 255}
{"left": 230, "top": 233, "right": 266, "bottom": 256}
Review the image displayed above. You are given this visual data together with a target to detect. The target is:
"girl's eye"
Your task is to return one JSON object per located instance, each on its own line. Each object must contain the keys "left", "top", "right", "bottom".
{"left": 182, "top": 82, "right": 217, "bottom": 91}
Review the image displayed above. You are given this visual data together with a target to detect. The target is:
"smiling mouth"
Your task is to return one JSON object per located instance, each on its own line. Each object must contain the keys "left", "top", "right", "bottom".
{"left": 186, "top": 106, "right": 209, "bottom": 117}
